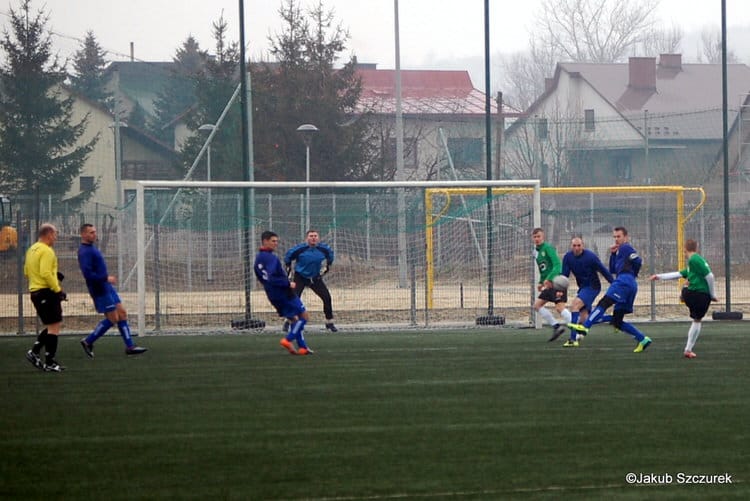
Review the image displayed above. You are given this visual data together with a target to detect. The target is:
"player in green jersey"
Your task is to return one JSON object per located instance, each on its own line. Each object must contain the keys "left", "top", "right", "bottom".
{"left": 650, "top": 239, "right": 717, "bottom": 358}
{"left": 531, "top": 228, "right": 571, "bottom": 340}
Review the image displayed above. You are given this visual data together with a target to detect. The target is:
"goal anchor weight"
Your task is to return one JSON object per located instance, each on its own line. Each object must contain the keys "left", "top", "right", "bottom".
{"left": 711, "top": 311, "right": 743, "bottom": 321}
{"left": 475, "top": 314, "right": 505, "bottom": 326}
{"left": 231, "top": 318, "right": 266, "bottom": 330}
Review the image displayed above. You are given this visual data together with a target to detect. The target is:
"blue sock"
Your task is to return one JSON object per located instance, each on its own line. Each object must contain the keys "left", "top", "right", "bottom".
{"left": 117, "top": 320, "right": 135, "bottom": 348}
{"left": 618, "top": 321, "right": 645, "bottom": 342}
{"left": 285, "top": 324, "right": 296, "bottom": 343}
{"left": 584, "top": 306, "right": 606, "bottom": 328}
{"left": 86, "top": 318, "right": 113, "bottom": 345}
{"left": 290, "top": 318, "right": 308, "bottom": 349}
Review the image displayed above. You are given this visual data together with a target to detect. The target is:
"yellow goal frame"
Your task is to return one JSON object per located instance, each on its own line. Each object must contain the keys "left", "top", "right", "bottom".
{"left": 425, "top": 185, "right": 706, "bottom": 310}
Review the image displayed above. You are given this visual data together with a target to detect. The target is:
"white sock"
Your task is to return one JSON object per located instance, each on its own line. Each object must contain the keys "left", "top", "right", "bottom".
{"left": 685, "top": 321, "right": 701, "bottom": 352}
{"left": 538, "top": 307, "right": 556, "bottom": 326}
{"left": 560, "top": 308, "right": 572, "bottom": 324}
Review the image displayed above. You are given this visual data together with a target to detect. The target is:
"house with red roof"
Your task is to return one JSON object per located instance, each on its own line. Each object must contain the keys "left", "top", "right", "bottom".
{"left": 351, "top": 66, "right": 519, "bottom": 180}
{"left": 103, "top": 62, "right": 516, "bottom": 184}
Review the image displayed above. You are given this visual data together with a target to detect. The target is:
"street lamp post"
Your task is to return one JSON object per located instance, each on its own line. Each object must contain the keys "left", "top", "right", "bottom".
{"left": 198, "top": 124, "right": 216, "bottom": 281}
{"left": 109, "top": 117, "right": 128, "bottom": 285}
{"left": 296, "top": 124, "right": 318, "bottom": 230}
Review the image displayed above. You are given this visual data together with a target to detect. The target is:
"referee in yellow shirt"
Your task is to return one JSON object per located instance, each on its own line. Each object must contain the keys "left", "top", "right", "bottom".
{"left": 24, "top": 223, "right": 66, "bottom": 372}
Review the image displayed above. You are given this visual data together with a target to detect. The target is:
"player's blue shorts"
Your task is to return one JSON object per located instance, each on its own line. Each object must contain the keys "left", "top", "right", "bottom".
{"left": 271, "top": 295, "right": 307, "bottom": 319}
{"left": 91, "top": 282, "right": 121, "bottom": 313}
{"left": 604, "top": 274, "right": 637, "bottom": 314}
{"left": 576, "top": 286, "right": 601, "bottom": 313}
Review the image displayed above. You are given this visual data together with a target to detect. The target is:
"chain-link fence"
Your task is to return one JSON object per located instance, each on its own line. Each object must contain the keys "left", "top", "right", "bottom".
{"left": 2, "top": 184, "right": 747, "bottom": 334}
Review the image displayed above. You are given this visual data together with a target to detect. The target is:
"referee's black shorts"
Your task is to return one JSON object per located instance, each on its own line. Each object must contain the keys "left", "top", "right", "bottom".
{"left": 30, "top": 288, "right": 63, "bottom": 325}
{"left": 682, "top": 288, "right": 711, "bottom": 320}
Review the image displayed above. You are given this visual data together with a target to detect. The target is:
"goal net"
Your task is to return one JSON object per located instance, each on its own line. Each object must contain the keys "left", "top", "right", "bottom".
{"left": 426, "top": 185, "right": 706, "bottom": 328}
{"left": 132, "top": 180, "right": 541, "bottom": 334}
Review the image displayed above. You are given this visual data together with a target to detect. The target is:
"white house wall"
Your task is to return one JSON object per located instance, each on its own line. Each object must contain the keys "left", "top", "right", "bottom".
{"left": 69, "top": 94, "right": 118, "bottom": 211}
{"left": 535, "top": 71, "right": 643, "bottom": 146}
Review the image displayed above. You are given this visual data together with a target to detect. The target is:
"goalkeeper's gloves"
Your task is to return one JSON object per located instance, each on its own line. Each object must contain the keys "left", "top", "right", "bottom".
{"left": 57, "top": 290, "right": 68, "bottom": 301}
{"left": 57, "top": 271, "right": 64, "bottom": 282}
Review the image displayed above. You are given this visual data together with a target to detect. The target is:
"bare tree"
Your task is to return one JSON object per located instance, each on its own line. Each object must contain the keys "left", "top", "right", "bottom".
{"left": 537, "top": 0, "right": 660, "bottom": 62}
{"left": 499, "top": 40, "right": 558, "bottom": 111}
{"left": 696, "top": 28, "right": 738, "bottom": 64}
{"left": 503, "top": 97, "right": 606, "bottom": 186}
{"left": 640, "top": 24, "right": 684, "bottom": 56}
{"left": 499, "top": 0, "right": 670, "bottom": 110}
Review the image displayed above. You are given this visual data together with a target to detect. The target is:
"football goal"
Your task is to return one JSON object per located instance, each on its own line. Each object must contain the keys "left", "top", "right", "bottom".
{"left": 132, "top": 180, "right": 542, "bottom": 334}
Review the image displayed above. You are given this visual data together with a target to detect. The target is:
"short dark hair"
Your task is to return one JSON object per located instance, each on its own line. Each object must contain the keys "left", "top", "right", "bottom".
{"left": 79, "top": 223, "right": 94, "bottom": 233}
{"left": 532, "top": 227, "right": 544, "bottom": 235}
{"left": 685, "top": 239, "right": 698, "bottom": 252}
{"left": 613, "top": 226, "right": 628, "bottom": 236}
{"left": 261, "top": 230, "right": 278, "bottom": 242}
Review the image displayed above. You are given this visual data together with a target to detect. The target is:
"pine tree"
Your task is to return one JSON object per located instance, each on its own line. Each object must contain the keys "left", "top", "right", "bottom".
{"left": 0, "top": 0, "right": 97, "bottom": 201}
{"left": 178, "top": 16, "right": 244, "bottom": 180}
{"left": 148, "top": 36, "right": 208, "bottom": 144}
{"left": 251, "top": 0, "right": 373, "bottom": 181}
{"left": 127, "top": 101, "right": 149, "bottom": 131}
{"left": 70, "top": 30, "right": 112, "bottom": 108}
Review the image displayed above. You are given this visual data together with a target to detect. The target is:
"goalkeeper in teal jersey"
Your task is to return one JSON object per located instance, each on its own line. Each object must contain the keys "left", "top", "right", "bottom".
{"left": 531, "top": 228, "right": 571, "bottom": 340}
{"left": 650, "top": 239, "right": 717, "bottom": 358}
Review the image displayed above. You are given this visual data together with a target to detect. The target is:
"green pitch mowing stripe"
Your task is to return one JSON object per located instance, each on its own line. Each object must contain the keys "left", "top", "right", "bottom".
{"left": 1, "top": 323, "right": 748, "bottom": 500}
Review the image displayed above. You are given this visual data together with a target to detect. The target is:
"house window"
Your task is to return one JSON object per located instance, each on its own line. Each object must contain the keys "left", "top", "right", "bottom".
{"left": 584, "top": 109, "right": 595, "bottom": 131}
{"left": 386, "top": 137, "right": 418, "bottom": 169}
{"left": 123, "top": 160, "right": 174, "bottom": 180}
{"left": 447, "top": 138, "right": 483, "bottom": 168}
{"left": 613, "top": 156, "right": 632, "bottom": 180}
{"left": 79, "top": 176, "right": 95, "bottom": 192}
{"left": 537, "top": 119, "right": 548, "bottom": 139}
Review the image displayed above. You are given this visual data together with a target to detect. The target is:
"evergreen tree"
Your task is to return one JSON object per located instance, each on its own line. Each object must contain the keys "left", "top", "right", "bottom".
{"left": 148, "top": 36, "right": 208, "bottom": 144}
{"left": 252, "top": 0, "right": 374, "bottom": 181}
{"left": 70, "top": 30, "right": 112, "bottom": 108}
{"left": 178, "top": 15, "right": 244, "bottom": 180}
{"left": 127, "top": 101, "right": 149, "bottom": 131}
{"left": 0, "top": 0, "right": 97, "bottom": 201}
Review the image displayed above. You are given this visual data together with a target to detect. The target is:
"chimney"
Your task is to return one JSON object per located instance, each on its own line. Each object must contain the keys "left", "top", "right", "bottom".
{"left": 628, "top": 57, "right": 656, "bottom": 89}
{"left": 130, "top": 42, "right": 134, "bottom": 62}
{"left": 659, "top": 53, "right": 682, "bottom": 70}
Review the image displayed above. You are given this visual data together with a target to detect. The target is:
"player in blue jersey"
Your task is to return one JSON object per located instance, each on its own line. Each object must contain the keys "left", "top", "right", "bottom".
{"left": 558, "top": 236, "right": 613, "bottom": 347}
{"left": 254, "top": 231, "right": 313, "bottom": 355}
{"left": 78, "top": 224, "right": 147, "bottom": 357}
{"left": 569, "top": 226, "right": 653, "bottom": 353}
{"left": 284, "top": 230, "right": 337, "bottom": 332}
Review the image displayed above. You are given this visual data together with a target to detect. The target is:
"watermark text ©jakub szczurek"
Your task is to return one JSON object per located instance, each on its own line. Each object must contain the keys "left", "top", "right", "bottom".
{"left": 625, "top": 472, "right": 733, "bottom": 485}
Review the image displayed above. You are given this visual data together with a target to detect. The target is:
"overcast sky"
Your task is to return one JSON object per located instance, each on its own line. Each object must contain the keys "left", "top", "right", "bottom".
{"left": 2, "top": 0, "right": 750, "bottom": 87}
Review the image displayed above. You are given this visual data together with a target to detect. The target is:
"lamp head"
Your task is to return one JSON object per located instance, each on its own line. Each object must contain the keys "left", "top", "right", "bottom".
{"left": 296, "top": 123, "right": 319, "bottom": 146}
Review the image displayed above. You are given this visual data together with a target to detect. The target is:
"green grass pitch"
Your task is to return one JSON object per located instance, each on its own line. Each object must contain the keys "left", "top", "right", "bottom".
{"left": 1, "top": 322, "right": 748, "bottom": 500}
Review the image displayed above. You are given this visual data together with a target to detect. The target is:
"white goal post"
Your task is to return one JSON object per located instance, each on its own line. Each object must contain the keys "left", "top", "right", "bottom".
{"left": 133, "top": 179, "right": 542, "bottom": 335}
